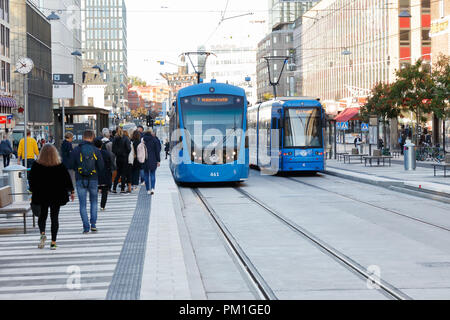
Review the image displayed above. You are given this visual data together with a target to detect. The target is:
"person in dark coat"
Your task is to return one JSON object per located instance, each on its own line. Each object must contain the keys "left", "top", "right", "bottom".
{"left": 94, "top": 138, "right": 112, "bottom": 211}
{"left": 143, "top": 129, "right": 161, "bottom": 195}
{"left": 131, "top": 130, "right": 143, "bottom": 189}
{"left": 0, "top": 134, "right": 13, "bottom": 168}
{"left": 61, "top": 132, "right": 74, "bottom": 169}
{"left": 29, "top": 144, "right": 74, "bottom": 250}
{"left": 164, "top": 140, "right": 170, "bottom": 160}
{"left": 112, "top": 127, "right": 131, "bottom": 193}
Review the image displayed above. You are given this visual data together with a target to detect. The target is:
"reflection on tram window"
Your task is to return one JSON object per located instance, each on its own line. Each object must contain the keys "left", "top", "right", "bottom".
{"left": 284, "top": 108, "right": 322, "bottom": 148}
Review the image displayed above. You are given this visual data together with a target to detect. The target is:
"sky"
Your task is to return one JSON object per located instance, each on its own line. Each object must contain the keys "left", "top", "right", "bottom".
{"left": 125, "top": 0, "right": 268, "bottom": 84}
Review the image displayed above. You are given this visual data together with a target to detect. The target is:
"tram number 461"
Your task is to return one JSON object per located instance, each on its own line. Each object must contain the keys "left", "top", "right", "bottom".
{"left": 210, "top": 172, "right": 220, "bottom": 177}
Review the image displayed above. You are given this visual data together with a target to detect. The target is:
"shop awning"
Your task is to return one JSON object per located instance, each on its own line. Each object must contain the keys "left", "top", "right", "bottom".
{"left": 334, "top": 107, "right": 360, "bottom": 122}
{"left": 0, "top": 97, "right": 17, "bottom": 108}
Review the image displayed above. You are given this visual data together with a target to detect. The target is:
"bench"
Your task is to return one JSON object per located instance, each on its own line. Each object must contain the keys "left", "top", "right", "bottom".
{"left": 362, "top": 150, "right": 393, "bottom": 167}
{"left": 433, "top": 164, "right": 450, "bottom": 177}
{"left": 363, "top": 156, "right": 393, "bottom": 167}
{"left": 336, "top": 152, "right": 349, "bottom": 162}
{"left": 0, "top": 186, "right": 33, "bottom": 234}
{"left": 343, "top": 154, "right": 369, "bottom": 164}
{"left": 433, "top": 155, "right": 450, "bottom": 177}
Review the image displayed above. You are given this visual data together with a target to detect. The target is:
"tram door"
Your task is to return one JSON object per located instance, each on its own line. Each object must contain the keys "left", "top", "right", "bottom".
{"left": 270, "top": 108, "right": 282, "bottom": 173}
{"left": 326, "top": 119, "right": 336, "bottom": 160}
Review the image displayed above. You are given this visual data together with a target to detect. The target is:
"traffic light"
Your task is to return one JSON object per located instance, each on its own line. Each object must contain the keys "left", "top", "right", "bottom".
{"left": 146, "top": 115, "right": 154, "bottom": 127}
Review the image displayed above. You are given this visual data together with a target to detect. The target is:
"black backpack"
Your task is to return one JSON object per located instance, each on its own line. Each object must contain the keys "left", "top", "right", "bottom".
{"left": 77, "top": 144, "right": 97, "bottom": 177}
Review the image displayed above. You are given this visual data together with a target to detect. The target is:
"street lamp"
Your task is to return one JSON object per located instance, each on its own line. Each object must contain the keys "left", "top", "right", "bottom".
{"left": 71, "top": 50, "right": 82, "bottom": 57}
{"left": 46, "top": 11, "right": 60, "bottom": 20}
{"left": 341, "top": 49, "right": 352, "bottom": 56}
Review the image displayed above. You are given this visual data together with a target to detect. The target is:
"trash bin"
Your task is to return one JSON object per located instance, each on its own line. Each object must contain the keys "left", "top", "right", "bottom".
{"left": 404, "top": 142, "right": 416, "bottom": 171}
{"left": 3, "top": 165, "right": 29, "bottom": 202}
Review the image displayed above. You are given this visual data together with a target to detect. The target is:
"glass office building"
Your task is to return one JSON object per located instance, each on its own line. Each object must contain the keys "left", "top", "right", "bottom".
{"left": 82, "top": 0, "right": 128, "bottom": 113}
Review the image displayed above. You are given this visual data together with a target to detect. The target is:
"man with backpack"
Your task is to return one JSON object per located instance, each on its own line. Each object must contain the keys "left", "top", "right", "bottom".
{"left": 70, "top": 130, "right": 104, "bottom": 234}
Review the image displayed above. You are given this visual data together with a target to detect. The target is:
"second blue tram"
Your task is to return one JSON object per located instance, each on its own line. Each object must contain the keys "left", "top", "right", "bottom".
{"left": 248, "top": 97, "right": 325, "bottom": 173}
{"left": 169, "top": 80, "right": 249, "bottom": 183}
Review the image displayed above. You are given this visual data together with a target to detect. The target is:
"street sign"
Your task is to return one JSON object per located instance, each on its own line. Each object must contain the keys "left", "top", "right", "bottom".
{"left": 0, "top": 116, "right": 6, "bottom": 124}
{"left": 361, "top": 123, "right": 369, "bottom": 132}
{"left": 53, "top": 74, "right": 74, "bottom": 85}
{"left": 337, "top": 122, "right": 348, "bottom": 130}
{"left": 53, "top": 85, "right": 74, "bottom": 99}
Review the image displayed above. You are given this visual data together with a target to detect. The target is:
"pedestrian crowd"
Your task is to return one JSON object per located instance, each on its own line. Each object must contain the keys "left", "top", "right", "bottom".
{"left": 22, "top": 125, "right": 161, "bottom": 250}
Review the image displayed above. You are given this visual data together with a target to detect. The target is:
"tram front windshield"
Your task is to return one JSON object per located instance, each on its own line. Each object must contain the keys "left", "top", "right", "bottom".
{"left": 284, "top": 108, "right": 323, "bottom": 148}
{"left": 181, "top": 94, "right": 244, "bottom": 150}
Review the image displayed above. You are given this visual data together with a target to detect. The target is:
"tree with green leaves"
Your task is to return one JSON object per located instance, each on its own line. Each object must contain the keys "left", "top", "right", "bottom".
{"left": 129, "top": 76, "right": 147, "bottom": 87}
{"left": 430, "top": 54, "right": 450, "bottom": 120}
{"left": 361, "top": 82, "right": 401, "bottom": 148}
{"left": 390, "top": 59, "right": 434, "bottom": 145}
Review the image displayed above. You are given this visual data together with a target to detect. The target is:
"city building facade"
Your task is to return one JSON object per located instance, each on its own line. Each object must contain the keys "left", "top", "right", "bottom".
{"left": 207, "top": 44, "right": 259, "bottom": 105}
{"left": 257, "top": 0, "right": 316, "bottom": 102}
{"left": 268, "top": 0, "right": 320, "bottom": 31}
{"left": 0, "top": 0, "right": 16, "bottom": 136}
{"left": 257, "top": 23, "right": 296, "bottom": 101}
{"left": 38, "top": 0, "right": 83, "bottom": 109}
{"left": 300, "top": 0, "right": 433, "bottom": 149}
{"left": 431, "top": 0, "right": 449, "bottom": 60}
{"left": 11, "top": 0, "right": 52, "bottom": 140}
{"left": 430, "top": 0, "right": 449, "bottom": 151}
{"left": 81, "top": 0, "right": 128, "bottom": 117}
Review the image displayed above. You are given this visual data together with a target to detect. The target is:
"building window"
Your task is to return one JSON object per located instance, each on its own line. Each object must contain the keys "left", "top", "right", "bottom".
{"left": 400, "top": 30, "right": 411, "bottom": 46}
{"left": 400, "top": 0, "right": 410, "bottom": 9}
{"left": 422, "top": 29, "right": 431, "bottom": 46}
{"left": 421, "top": 0, "right": 430, "bottom": 12}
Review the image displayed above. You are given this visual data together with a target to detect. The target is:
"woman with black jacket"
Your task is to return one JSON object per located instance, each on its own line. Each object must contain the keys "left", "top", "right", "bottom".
{"left": 143, "top": 129, "right": 161, "bottom": 195}
{"left": 112, "top": 127, "right": 131, "bottom": 193}
{"left": 131, "top": 130, "right": 142, "bottom": 190}
{"left": 29, "top": 144, "right": 74, "bottom": 250}
{"left": 94, "top": 138, "right": 112, "bottom": 210}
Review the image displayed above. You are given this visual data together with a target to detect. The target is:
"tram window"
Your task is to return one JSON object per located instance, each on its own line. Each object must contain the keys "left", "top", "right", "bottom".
{"left": 284, "top": 108, "right": 323, "bottom": 148}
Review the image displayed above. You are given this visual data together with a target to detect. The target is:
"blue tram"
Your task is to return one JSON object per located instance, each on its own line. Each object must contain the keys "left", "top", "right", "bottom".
{"left": 248, "top": 97, "right": 325, "bottom": 173}
{"left": 169, "top": 80, "right": 249, "bottom": 183}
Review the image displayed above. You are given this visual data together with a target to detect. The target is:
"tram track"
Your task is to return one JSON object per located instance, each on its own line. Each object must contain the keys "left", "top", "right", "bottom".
{"left": 193, "top": 185, "right": 411, "bottom": 300}
{"left": 193, "top": 188, "right": 278, "bottom": 300}
{"left": 286, "top": 176, "right": 450, "bottom": 234}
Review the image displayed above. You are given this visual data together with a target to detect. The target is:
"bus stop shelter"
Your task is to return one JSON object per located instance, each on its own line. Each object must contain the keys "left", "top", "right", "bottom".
{"left": 53, "top": 106, "right": 110, "bottom": 149}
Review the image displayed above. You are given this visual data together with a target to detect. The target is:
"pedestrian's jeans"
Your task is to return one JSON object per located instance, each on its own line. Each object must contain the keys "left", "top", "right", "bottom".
{"left": 76, "top": 179, "right": 98, "bottom": 232}
{"left": 143, "top": 169, "right": 156, "bottom": 191}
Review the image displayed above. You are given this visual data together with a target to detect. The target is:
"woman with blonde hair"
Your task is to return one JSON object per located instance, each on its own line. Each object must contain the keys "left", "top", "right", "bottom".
{"left": 29, "top": 144, "right": 74, "bottom": 250}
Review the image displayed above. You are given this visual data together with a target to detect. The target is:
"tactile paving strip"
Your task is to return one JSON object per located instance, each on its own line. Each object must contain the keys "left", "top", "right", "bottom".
{"left": 106, "top": 188, "right": 151, "bottom": 300}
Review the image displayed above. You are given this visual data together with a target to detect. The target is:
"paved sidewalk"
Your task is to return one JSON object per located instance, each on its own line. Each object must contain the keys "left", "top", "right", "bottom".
{"left": 326, "top": 159, "right": 450, "bottom": 196}
{"left": 0, "top": 159, "right": 203, "bottom": 300}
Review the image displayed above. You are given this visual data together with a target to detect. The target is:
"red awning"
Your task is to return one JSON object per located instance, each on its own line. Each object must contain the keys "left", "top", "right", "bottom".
{"left": 334, "top": 107, "right": 360, "bottom": 122}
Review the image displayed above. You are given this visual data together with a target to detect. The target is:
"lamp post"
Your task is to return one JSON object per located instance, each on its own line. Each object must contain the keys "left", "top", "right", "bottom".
{"left": 15, "top": 57, "right": 34, "bottom": 170}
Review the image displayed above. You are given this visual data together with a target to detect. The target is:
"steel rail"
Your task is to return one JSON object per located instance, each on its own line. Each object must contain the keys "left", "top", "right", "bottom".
{"left": 288, "top": 176, "right": 450, "bottom": 233}
{"left": 235, "top": 187, "right": 412, "bottom": 301}
{"left": 193, "top": 188, "right": 278, "bottom": 300}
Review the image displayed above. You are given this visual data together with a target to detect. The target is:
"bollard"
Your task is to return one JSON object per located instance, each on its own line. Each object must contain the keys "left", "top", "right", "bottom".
{"left": 404, "top": 142, "right": 416, "bottom": 171}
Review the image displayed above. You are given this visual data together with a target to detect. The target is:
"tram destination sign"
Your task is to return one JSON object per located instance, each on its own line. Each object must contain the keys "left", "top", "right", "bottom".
{"left": 186, "top": 95, "right": 242, "bottom": 106}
